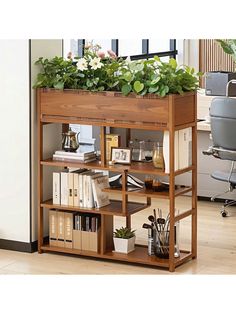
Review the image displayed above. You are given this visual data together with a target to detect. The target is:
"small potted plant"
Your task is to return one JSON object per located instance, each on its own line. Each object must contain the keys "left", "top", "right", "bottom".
{"left": 113, "top": 227, "right": 136, "bottom": 254}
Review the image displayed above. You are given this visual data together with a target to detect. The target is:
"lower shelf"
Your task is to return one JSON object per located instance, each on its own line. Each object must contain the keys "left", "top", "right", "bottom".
{"left": 40, "top": 244, "right": 192, "bottom": 269}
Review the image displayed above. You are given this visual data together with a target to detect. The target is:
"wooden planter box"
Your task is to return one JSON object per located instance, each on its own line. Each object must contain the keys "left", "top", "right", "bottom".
{"left": 37, "top": 88, "right": 196, "bottom": 130}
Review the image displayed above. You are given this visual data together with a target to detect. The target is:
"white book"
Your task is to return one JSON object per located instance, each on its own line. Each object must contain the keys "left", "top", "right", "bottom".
{"left": 79, "top": 170, "right": 93, "bottom": 207}
{"left": 53, "top": 155, "right": 96, "bottom": 163}
{"left": 55, "top": 150, "right": 95, "bottom": 157}
{"left": 61, "top": 172, "right": 69, "bottom": 206}
{"left": 178, "top": 127, "right": 192, "bottom": 169}
{"left": 86, "top": 172, "right": 104, "bottom": 208}
{"left": 68, "top": 172, "right": 74, "bottom": 206}
{"left": 53, "top": 172, "right": 60, "bottom": 205}
{"left": 91, "top": 175, "right": 110, "bottom": 209}
{"left": 73, "top": 173, "right": 80, "bottom": 207}
{"left": 72, "top": 169, "right": 88, "bottom": 207}
{"left": 163, "top": 130, "right": 179, "bottom": 174}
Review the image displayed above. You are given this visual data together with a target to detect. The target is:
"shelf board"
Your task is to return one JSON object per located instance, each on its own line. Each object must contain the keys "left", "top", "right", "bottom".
{"left": 40, "top": 158, "right": 194, "bottom": 176}
{"left": 40, "top": 158, "right": 168, "bottom": 175}
{"left": 104, "top": 186, "right": 192, "bottom": 199}
{"left": 40, "top": 244, "right": 192, "bottom": 269}
{"left": 41, "top": 199, "right": 148, "bottom": 216}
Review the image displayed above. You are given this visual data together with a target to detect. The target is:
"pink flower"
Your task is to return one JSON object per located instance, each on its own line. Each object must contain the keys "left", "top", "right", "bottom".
{"left": 107, "top": 49, "right": 117, "bottom": 59}
{"left": 67, "top": 52, "right": 73, "bottom": 60}
{"left": 97, "top": 51, "right": 106, "bottom": 59}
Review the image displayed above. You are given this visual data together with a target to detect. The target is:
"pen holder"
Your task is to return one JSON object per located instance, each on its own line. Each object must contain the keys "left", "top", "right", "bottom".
{"left": 155, "top": 230, "right": 170, "bottom": 259}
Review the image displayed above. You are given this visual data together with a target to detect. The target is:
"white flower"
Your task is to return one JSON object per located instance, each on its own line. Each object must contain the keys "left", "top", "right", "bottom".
{"left": 77, "top": 58, "right": 88, "bottom": 71}
{"left": 89, "top": 57, "right": 104, "bottom": 70}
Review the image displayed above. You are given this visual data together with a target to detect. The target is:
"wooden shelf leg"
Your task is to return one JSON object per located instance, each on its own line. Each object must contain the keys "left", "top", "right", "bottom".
{"left": 100, "top": 126, "right": 106, "bottom": 167}
{"left": 101, "top": 214, "right": 113, "bottom": 254}
{"left": 126, "top": 216, "right": 131, "bottom": 229}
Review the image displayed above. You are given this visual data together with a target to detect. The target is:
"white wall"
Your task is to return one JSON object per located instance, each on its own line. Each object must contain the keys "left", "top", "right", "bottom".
{"left": 30, "top": 40, "right": 63, "bottom": 241}
{"left": 0, "top": 40, "right": 30, "bottom": 242}
{"left": 0, "top": 39, "right": 63, "bottom": 244}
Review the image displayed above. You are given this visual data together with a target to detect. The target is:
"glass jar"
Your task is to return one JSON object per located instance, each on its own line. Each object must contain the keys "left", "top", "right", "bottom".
{"left": 152, "top": 142, "right": 164, "bottom": 170}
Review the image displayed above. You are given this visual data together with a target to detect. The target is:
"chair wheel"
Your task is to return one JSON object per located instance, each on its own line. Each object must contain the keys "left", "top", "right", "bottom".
{"left": 221, "top": 211, "right": 227, "bottom": 217}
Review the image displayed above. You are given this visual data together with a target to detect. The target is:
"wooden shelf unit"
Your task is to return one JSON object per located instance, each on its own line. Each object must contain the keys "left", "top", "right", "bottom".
{"left": 37, "top": 88, "right": 197, "bottom": 272}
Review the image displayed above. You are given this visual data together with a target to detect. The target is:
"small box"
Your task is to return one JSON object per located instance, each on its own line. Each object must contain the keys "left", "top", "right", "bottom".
{"left": 205, "top": 71, "right": 236, "bottom": 96}
{"left": 81, "top": 231, "right": 90, "bottom": 251}
{"left": 72, "top": 230, "right": 82, "bottom": 250}
{"left": 89, "top": 231, "right": 99, "bottom": 252}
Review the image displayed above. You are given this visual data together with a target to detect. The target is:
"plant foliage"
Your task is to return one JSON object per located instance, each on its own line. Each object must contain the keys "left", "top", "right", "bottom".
{"left": 216, "top": 39, "right": 236, "bottom": 65}
{"left": 33, "top": 43, "right": 201, "bottom": 97}
{"left": 113, "top": 227, "right": 136, "bottom": 239}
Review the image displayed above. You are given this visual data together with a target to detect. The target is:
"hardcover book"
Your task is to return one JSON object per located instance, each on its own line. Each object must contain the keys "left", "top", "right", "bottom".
{"left": 91, "top": 175, "right": 110, "bottom": 208}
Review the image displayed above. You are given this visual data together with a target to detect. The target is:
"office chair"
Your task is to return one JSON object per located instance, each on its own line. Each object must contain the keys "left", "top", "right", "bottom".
{"left": 203, "top": 80, "right": 236, "bottom": 217}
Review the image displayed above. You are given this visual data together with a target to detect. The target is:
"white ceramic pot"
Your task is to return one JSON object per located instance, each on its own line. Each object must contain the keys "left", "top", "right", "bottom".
{"left": 113, "top": 236, "right": 136, "bottom": 254}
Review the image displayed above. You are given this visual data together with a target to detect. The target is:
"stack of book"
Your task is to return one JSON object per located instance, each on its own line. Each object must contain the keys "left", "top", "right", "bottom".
{"left": 53, "top": 150, "right": 97, "bottom": 163}
{"left": 53, "top": 169, "right": 110, "bottom": 209}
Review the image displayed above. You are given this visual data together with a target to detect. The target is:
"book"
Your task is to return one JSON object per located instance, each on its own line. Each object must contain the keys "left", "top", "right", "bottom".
{"left": 91, "top": 175, "right": 110, "bottom": 208}
{"left": 79, "top": 170, "right": 93, "bottom": 207}
{"left": 49, "top": 209, "right": 58, "bottom": 246}
{"left": 53, "top": 155, "right": 97, "bottom": 163}
{"left": 57, "top": 211, "right": 65, "bottom": 247}
{"left": 64, "top": 212, "right": 73, "bottom": 248}
{"left": 163, "top": 130, "right": 179, "bottom": 173}
{"left": 60, "top": 171, "right": 69, "bottom": 206}
{"left": 85, "top": 172, "right": 104, "bottom": 208}
{"left": 53, "top": 172, "right": 60, "bottom": 205}
{"left": 178, "top": 127, "right": 192, "bottom": 169}
{"left": 68, "top": 172, "right": 74, "bottom": 206}
{"left": 106, "top": 134, "right": 120, "bottom": 160}
{"left": 54, "top": 150, "right": 95, "bottom": 157}
{"left": 109, "top": 173, "right": 144, "bottom": 189}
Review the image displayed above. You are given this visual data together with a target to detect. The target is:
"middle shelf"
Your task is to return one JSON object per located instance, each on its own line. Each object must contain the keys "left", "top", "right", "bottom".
{"left": 41, "top": 158, "right": 194, "bottom": 176}
{"left": 41, "top": 199, "right": 148, "bottom": 216}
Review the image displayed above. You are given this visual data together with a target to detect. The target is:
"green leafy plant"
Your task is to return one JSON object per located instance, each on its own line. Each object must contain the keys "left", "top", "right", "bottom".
{"left": 216, "top": 39, "right": 236, "bottom": 64}
{"left": 113, "top": 227, "right": 136, "bottom": 239}
{"left": 34, "top": 43, "right": 201, "bottom": 97}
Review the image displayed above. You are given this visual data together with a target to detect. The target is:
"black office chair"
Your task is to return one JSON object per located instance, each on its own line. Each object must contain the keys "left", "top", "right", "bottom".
{"left": 203, "top": 80, "right": 236, "bottom": 217}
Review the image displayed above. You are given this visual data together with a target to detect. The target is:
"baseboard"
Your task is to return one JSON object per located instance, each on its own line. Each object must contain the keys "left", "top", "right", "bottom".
{"left": 0, "top": 237, "right": 49, "bottom": 253}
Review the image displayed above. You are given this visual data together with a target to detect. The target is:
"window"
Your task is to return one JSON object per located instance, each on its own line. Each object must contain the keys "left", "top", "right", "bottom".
{"left": 63, "top": 39, "right": 178, "bottom": 60}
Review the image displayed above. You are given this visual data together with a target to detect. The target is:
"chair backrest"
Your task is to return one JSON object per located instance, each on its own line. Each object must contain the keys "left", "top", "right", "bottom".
{"left": 210, "top": 97, "right": 236, "bottom": 149}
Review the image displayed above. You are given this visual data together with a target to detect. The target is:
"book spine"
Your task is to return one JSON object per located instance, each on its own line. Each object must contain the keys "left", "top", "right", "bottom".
{"left": 53, "top": 172, "right": 60, "bottom": 205}
{"left": 68, "top": 172, "right": 74, "bottom": 206}
{"left": 73, "top": 173, "right": 79, "bottom": 207}
{"left": 57, "top": 211, "right": 65, "bottom": 247}
{"left": 79, "top": 174, "right": 83, "bottom": 207}
{"left": 49, "top": 209, "right": 58, "bottom": 246}
{"left": 60, "top": 172, "right": 69, "bottom": 206}
{"left": 91, "top": 179, "right": 98, "bottom": 208}
{"left": 64, "top": 212, "right": 73, "bottom": 248}
{"left": 87, "top": 176, "right": 94, "bottom": 208}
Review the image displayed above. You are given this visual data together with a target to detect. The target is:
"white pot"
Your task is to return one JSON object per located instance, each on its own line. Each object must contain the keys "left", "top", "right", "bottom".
{"left": 113, "top": 236, "right": 136, "bottom": 254}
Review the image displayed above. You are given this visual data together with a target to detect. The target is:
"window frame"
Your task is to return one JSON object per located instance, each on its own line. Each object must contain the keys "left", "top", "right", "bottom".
{"left": 77, "top": 39, "right": 177, "bottom": 60}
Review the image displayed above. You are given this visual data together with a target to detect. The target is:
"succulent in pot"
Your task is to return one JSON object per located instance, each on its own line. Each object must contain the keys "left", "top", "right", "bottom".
{"left": 113, "top": 227, "right": 136, "bottom": 254}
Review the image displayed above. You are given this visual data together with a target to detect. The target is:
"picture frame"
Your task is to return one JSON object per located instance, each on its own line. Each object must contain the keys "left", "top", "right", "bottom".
{"left": 111, "top": 147, "right": 132, "bottom": 164}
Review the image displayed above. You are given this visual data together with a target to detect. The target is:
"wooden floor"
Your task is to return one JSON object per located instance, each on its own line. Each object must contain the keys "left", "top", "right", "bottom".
{"left": 1, "top": 196, "right": 236, "bottom": 274}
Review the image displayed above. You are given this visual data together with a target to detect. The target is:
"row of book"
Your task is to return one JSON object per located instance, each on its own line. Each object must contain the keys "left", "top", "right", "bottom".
{"left": 74, "top": 213, "right": 100, "bottom": 232}
{"left": 49, "top": 210, "right": 100, "bottom": 252}
{"left": 53, "top": 150, "right": 97, "bottom": 163}
{"left": 53, "top": 168, "right": 110, "bottom": 208}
